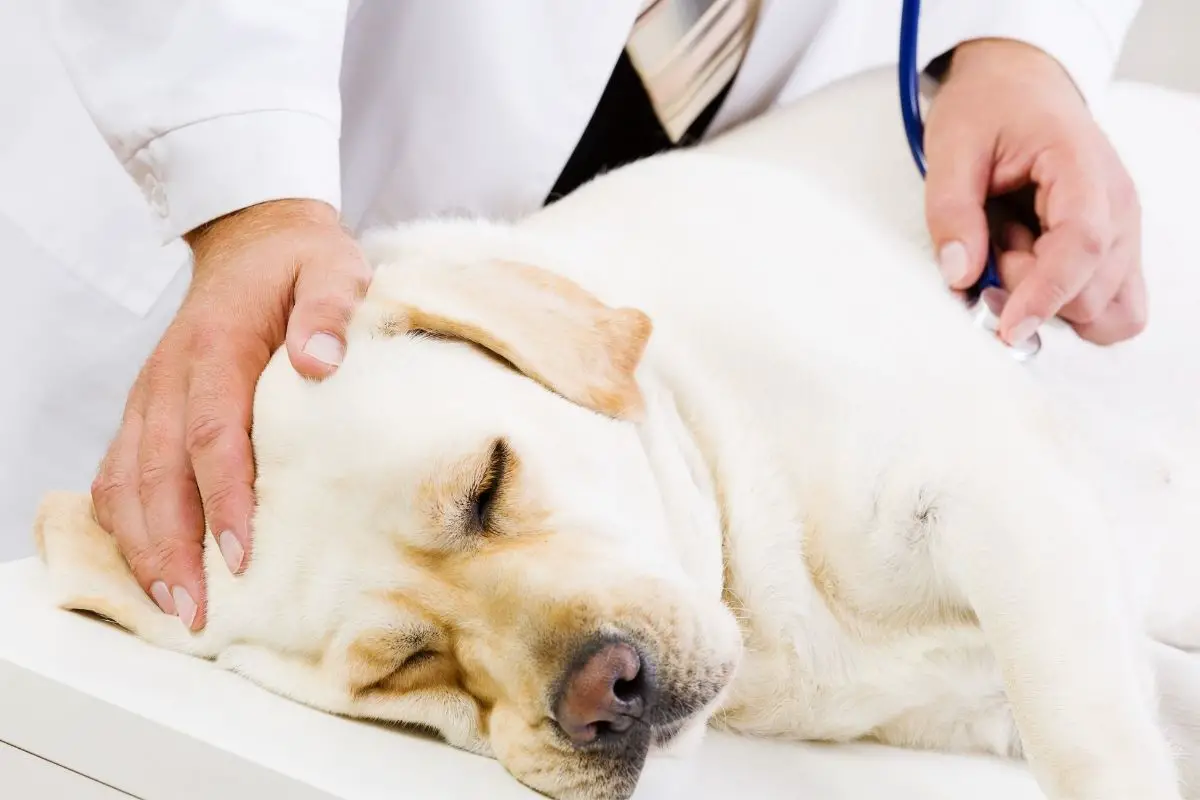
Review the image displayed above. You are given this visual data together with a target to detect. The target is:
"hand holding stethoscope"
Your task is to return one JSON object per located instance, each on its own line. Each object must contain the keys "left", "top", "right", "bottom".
{"left": 898, "top": 0, "right": 1148, "bottom": 361}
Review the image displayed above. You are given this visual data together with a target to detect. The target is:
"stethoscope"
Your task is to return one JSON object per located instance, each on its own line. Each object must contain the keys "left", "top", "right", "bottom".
{"left": 898, "top": 0, "right": 1042, "bottom": 362}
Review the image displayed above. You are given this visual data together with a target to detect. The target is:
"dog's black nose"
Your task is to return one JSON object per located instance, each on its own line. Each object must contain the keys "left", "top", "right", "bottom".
{"left": 555, "top": 639, "right": 653, "bottom": 747}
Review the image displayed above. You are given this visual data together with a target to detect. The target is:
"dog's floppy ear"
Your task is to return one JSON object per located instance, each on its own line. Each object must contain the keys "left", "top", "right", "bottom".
{"left": 364, "top": 259, "right": 653, "bottom": 420}
{"left": 33, "top": 492, "right": 206, "bottom": 656}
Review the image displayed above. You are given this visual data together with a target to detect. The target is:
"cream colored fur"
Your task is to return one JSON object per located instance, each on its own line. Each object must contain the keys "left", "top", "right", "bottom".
{"left": 34, "top": 70, "right": 1200, "bottom": 800}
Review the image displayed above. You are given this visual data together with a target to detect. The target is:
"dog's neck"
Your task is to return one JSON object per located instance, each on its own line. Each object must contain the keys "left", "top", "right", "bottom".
{"left": 633, "top": 335, "right": 840, "bottom": 659}
{"left": 632, "top": 356, "right": 728, "bottom": 606}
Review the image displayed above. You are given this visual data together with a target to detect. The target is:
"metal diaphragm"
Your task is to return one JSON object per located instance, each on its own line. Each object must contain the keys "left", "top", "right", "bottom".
{"left": 967, "top": 286, "right": 1041, "bottom": 362}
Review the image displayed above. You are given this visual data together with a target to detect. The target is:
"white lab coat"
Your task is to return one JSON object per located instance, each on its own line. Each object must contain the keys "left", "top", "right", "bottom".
{"left": 0, "top": 0, "right": 1140, "bottom": 558}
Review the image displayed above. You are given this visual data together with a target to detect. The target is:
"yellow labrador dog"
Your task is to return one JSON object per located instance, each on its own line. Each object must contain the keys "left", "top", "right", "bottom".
{"left": 33, "top": 70, "right": 1200, "bottom": 800}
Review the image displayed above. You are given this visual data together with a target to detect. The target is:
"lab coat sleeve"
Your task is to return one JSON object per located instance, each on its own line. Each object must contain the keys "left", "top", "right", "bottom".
{"left": 44, "top": 1, "right": 348, "bottom": 241}
{"left": 917, "top": 0, "right": 1142, "bottom": 106}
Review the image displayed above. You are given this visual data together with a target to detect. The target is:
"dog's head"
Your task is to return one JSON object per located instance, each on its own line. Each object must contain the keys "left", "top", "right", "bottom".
{"left": 39, "top": 220, "right": 742, "bottom": 800}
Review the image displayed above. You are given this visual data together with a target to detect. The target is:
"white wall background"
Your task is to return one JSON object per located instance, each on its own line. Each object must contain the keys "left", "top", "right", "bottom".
{"left": 0, "top": 0, "right": 1196, "bottom": 560}
{"left": 1121, "top": 0, "right": 1200, "bottom": 93}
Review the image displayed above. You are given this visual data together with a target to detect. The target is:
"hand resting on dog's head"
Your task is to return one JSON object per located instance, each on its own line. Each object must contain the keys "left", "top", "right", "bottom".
{"left": 35, "top": 224, "right": 743, "bottom": 800}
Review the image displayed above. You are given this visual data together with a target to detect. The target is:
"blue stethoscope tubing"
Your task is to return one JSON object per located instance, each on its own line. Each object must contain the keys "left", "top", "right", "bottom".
{"left": 898, "top": 0, "right": 1001, "bottom": 295}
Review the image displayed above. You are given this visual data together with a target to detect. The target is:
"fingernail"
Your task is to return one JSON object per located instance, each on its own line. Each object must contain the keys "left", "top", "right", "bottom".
{"left": 218, "top": 530, "right": 244, "bottom": 574}
{"left": 172, "top": 586, "right": 197, "bottom": 630}
{"left": 303, "top": 332, "right": 344, "bottom": 366}
{"left": 938, "top": 241, "right": 969, "bottom": 285}
{"left": 150, "top": 581, "right": 175, "bottom": 614}
{"left": 1008, "top": 316, "right": 1043, "bottom": 344}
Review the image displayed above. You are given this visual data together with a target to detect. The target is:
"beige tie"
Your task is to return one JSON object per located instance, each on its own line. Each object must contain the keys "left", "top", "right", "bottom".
{"left": 626, "top": 0, "right": 761, "bottom": 142}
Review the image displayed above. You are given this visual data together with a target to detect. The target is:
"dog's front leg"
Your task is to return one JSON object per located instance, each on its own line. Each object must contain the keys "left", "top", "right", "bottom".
{"left": 940, "top": 449, "right": 1180, "bottom": 800}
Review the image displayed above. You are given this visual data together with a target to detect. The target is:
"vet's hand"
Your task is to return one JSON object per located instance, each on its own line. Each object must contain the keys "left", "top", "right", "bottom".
{"left": 923, "top": 38, "right": 1146, "bottom": 346}
{"left": 92, "top": 199, "right": 370, "bottom": 630}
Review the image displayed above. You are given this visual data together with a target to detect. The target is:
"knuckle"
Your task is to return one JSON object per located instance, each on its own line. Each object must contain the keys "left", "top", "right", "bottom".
{"left": 1068, "top": 220, "right": 1107, "bottom": 259}
{"left": 1067, "top": 286, "right": 1109, "bottom": 325}
{"left": 1121, "top": 295, "right": 1149, "bottom": 337}
{"left": 124, "top": 536, "right": 185, "bottom": 579}
{"left": 184, "top": 411, "right": 228, "bottom": 457}
{"left": 90, "top": 472, "right": 123, "bottom": 512}
{"left": 1032, "top": 278, "right": 1074, "bottom": 316}
{"left": 298, "top": 292, "right": 356, "bottom": 327}
{"left": 199, "top": 480, "right": 240, "bottom": 522}
{"left": 136, "top": 458, "right": 176, "bottom": 502}
{"left": 92, "top": 458, "right": 133, "bottom": 508}
{"left": 1124, "top": 310, "right": 1148, "bottom": 338}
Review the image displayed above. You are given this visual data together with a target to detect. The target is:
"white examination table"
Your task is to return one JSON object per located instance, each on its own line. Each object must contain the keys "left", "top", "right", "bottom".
{"left": 0, "top": 555, "right": 1042, "bottom": 799}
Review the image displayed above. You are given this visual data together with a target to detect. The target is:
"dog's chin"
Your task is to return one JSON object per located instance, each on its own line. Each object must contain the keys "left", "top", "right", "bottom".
{"left": 650, "top": 713, "right": 702, "bottom": 752}
{"left": 532, "top": 724, "right": 717, "bottom": 800}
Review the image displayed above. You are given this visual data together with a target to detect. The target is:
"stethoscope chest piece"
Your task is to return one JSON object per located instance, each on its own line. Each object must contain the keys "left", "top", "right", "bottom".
{"left": 966, "top": 286, "right": 1041, "bottom": 363}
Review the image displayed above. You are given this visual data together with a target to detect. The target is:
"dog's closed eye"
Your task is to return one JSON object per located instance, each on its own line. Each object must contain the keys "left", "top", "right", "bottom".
{"left": 349, "top": 625, "right": 447, "bottom": 696}
{"left": 466, "top": 438, "right": 511, "bottom": 535}
{"left": 423, "top": 436, "right": 519, "bottom": 549}
{"left": 394, "top": 628, "right": 442, "bottom": 670}
{"left": 399, "top": 648, "right": 439, "bottom": 671}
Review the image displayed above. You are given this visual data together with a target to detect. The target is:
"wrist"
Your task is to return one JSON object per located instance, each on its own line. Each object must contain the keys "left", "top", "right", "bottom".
{"left": 185, "top": 199, "right": 342, "bottom": 260}
{"left": 944, "top": 38, "right": 1081, "bottom": 100}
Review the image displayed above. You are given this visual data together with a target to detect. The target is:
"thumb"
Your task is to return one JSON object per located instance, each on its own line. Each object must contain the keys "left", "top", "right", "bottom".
{"left": 923, "top": 116, "right": 994, "bottom": 291}
{"left": 286, "top": 241, "right": 372, "bottom": 379}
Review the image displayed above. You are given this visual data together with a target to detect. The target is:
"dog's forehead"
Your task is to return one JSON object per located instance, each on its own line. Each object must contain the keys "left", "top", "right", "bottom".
{"left": 258, "top": 329, "right": 631, "bottom": 484}
{"left": 256, "top": 336, "right": 520, "bottom": 461}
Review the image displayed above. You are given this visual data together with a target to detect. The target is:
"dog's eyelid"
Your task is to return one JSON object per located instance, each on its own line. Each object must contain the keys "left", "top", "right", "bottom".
{"left": 398, "top": 647, "right": 440, "bottom": 671}
{"left": 480, "top": 437, "right": 511, "bottom": 484}
{"left": 396, "top": 626, "right": 435, "bottom": 651}
{"left": 393, "top": 625, "right": 446, "bottom": 663}
{"left": 468, "top": 437, "right": 511, "bottom": 532}
{"left": 404, "top": 328, "right": 454, "bottom": 343}
{"left": 346, "top": 622, "right": 447, "bottom": 690}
